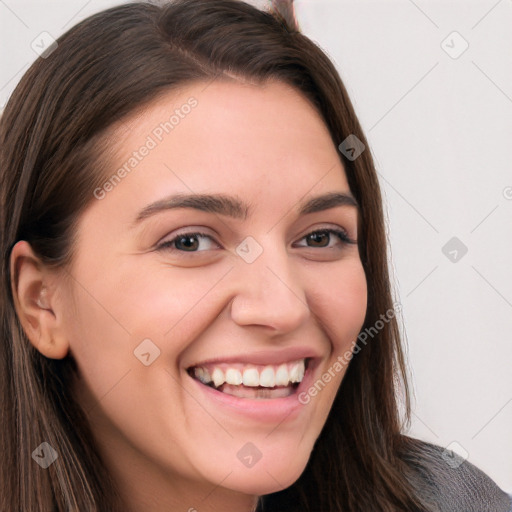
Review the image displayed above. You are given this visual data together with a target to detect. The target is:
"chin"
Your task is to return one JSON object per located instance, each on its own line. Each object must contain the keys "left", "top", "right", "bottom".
{"left": 225, "top": 461, "right": 307, "bottom": 496}
{"left": 196, "top": 443, "right": 312, "bottom": 496}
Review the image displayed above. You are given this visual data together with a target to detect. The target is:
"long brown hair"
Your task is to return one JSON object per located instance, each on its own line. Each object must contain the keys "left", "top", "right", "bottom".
{"left": 0, "top": 1, "right": 435, "bottom": 510}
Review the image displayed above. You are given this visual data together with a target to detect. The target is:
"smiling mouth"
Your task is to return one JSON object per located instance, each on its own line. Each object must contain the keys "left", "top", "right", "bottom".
{"left": 187, "top": 358, "right": 309, "bottom": 399}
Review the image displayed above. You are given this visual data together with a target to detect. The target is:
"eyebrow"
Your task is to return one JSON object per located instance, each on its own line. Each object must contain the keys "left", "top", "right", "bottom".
{"left": 133, "top": 191, "right": 359, "bottom": 225}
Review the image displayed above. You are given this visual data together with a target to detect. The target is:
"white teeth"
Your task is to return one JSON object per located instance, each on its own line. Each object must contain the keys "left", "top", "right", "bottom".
{"left": 275, "top": 364, "right": 289, "bottom": 386}
{"left": 242, "top": 368, "right": 260, "bottom": 387}
{"left": 289, "top": 361, "right": 305, "bottom": 383}
{"left": 192, "top": 358, "right": 307, "bottom": 390}
{"left": 194, "top": 367, "right": 212, "bottom": 385}
{"left": 259, "top": 366, "right": 275, "bottom": 387}
{"left": 212, "top": 368, "right": 225, "bottom": 387}
{"left": 225, "top": 368, "right": 243, "bottom": 386}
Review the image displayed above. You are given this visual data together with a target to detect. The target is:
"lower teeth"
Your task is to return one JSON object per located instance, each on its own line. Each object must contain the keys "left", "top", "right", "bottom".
{"left": 213, "top": 383, "right": 297, "bottom": 399}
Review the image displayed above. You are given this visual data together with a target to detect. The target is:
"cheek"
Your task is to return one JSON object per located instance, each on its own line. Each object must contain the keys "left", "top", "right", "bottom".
{"left": 308, "top": 259, "right": 367, "bottom": 352}
{"left": 111, "top": 262, "right": 234, "bottom": 353}
{"left": 66, "top": 255, "right": 227, "bottom": 348}
{"left": 61, "top": 258, "right": 236, "bottom": 427}
{"left": 61, "top": 262, "right": 218, "bottom": 477}
{"left": 301, "top": 259, "right": 367, "bottom": 405}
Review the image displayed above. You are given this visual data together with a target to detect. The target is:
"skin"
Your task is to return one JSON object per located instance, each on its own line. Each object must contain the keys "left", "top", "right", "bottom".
{"left": 11, "top": 79, "right": 367, "bottom": 511}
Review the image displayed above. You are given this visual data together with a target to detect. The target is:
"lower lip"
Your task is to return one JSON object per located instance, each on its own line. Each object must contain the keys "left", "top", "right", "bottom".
{"left": 187, "top": 362, "right": 317, "bottom": 422}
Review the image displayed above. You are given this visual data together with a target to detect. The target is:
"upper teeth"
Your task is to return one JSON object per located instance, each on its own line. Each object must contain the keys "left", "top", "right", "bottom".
{"left": 192, "top": 359, "right": 306, "bottom": 388}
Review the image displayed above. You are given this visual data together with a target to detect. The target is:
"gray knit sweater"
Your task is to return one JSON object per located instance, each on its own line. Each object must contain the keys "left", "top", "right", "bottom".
{"left": 404, "top": 439, "right": 512, "bottom": 511}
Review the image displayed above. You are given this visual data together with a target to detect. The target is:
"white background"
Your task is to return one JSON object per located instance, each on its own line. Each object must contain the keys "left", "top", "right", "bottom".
{"left": 1, "top": 0, "right": 511, "bottom": 493}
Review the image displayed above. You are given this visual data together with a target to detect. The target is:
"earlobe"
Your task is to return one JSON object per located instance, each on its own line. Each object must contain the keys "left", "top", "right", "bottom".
{"left": 9, "top": 240, "right": 69, "bottom": 360}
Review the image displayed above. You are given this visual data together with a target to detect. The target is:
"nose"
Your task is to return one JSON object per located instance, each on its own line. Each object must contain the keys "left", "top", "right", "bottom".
{"left": 228, "top": 238, "right": 310, "bottom": 334}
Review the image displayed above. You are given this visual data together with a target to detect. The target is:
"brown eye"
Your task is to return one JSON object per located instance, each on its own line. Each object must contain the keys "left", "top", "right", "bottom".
{"left": 175, "top": 234, "right": 200, "bottom": 251}
{"left": 157, "top": 232, "right": 219, "bottom": 253}
{"left": 306, "top": 231, "right": 330, "bottom": 247}
{"left": 295, "top": 228, "right": 355, "bottom": 249}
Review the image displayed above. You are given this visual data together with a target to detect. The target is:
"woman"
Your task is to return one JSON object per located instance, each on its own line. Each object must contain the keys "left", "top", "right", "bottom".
{"left": 0, "top": 0, "right": 510, "bottom": 510}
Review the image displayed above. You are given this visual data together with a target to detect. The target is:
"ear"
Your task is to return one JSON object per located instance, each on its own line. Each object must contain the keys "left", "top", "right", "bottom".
{"left": 9, "top": 240, "right": 69, "bottom": 359}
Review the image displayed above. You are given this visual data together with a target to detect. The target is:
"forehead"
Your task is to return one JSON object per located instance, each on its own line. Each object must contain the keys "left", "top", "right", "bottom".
{"left": 92, "top": 79, "right": 351, "bottom": 224}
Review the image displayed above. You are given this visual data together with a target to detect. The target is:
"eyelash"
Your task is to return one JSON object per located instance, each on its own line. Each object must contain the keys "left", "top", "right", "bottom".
{"left": 156, "top": 228, "right": 356, "bottom": 254}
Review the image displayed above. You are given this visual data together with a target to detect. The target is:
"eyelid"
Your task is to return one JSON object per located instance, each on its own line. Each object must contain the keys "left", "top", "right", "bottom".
{"left": 156, "top": 229, "right": 219, "bottom": 252}
{"left": 296, "top": 224, "right": 356, "bottom": 244}
{"left": 156, "top": 224, "right": 357, "bottom": 253}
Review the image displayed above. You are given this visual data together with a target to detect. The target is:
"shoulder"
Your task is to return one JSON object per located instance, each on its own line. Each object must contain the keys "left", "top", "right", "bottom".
{"left": 400, "top": 436, "right": 512, "bottom": 512}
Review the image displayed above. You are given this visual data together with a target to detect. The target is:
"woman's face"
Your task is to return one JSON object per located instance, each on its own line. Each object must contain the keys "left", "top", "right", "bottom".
{"left": 58, "top": 79, "right": 367, "bottom": 508}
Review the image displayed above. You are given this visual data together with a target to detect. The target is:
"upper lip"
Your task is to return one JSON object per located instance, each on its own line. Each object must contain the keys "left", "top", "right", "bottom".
{"left": 186, "top": 346, "right": 323, "bottom": 368}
